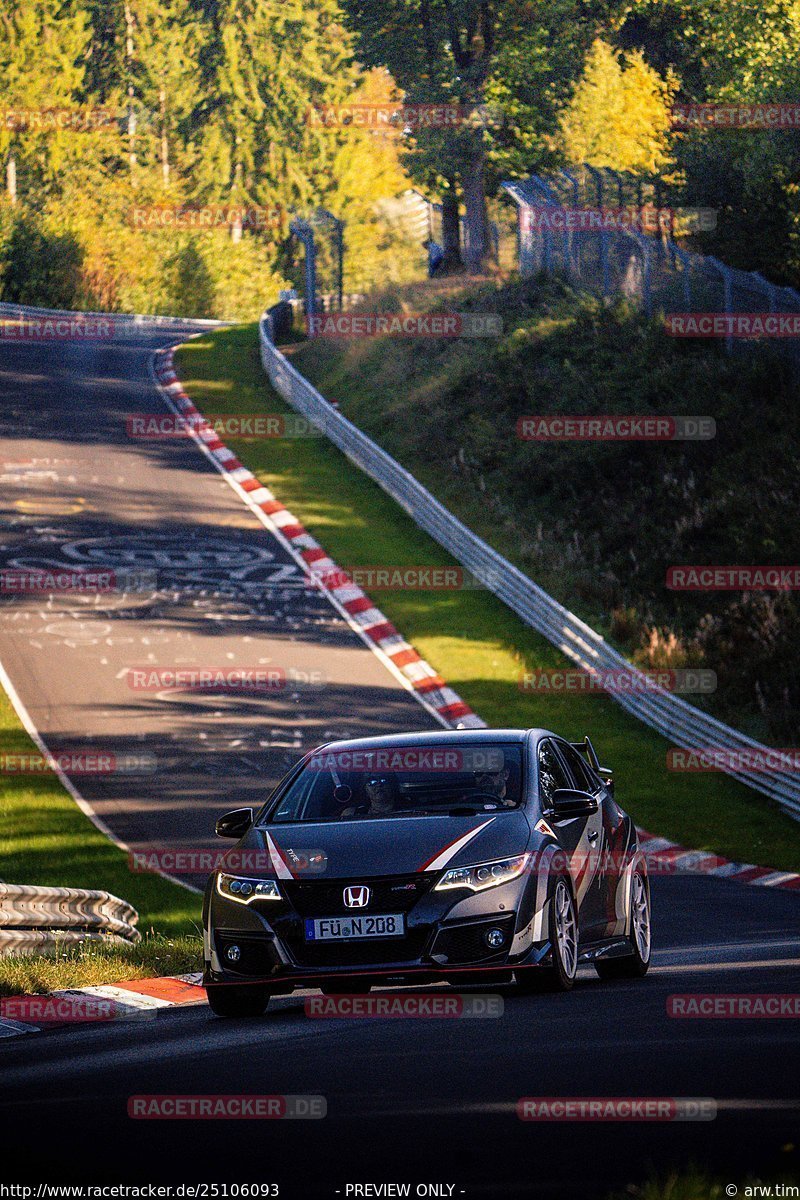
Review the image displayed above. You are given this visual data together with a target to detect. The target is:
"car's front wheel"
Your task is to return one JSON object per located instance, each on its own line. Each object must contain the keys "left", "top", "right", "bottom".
{"left": 206, "top": 983, "right": 271, "bottom": 1017}
{"left": 517, "top": 875, "right": 578, "bottom": 993}
{"left": 595, "top": 871, "right": 651, "bottom": 981}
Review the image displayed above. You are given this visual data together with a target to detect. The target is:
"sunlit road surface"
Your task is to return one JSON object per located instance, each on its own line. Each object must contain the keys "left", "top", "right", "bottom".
{"left": 0, "top": 326, "right": 437, "bottom": 886}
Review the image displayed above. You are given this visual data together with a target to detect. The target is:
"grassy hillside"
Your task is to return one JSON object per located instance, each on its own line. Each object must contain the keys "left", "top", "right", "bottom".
{"left": 291, "top": 277, "right": 800, "bottom": 748}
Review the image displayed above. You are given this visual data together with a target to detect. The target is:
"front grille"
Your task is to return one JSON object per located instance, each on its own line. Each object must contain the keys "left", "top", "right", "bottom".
{"left": 282, "top": 873, "right": 438, "bottom": 917}
{"left": 277, "top": 873, "right": 437, "bottom": 968}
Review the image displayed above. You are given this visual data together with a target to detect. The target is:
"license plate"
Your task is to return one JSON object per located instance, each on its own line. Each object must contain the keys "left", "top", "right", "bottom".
{"left": 304, "top": 913, "right": 405, "bottom": 941}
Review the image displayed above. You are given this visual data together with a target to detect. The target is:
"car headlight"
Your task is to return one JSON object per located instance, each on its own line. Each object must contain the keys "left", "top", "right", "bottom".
{"left": 216, "top": 872, "right": 282, "bottom": 904}
{"left": 434, "top": 853, "right": 530, "bottom": 893}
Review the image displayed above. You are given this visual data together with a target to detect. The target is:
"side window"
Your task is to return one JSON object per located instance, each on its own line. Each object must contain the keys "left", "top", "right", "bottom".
{"left": 537, "top": 740, "right": 572, "bottom": 809}
{"left": 557, "top": 741, "right": 602, "bottom": 795}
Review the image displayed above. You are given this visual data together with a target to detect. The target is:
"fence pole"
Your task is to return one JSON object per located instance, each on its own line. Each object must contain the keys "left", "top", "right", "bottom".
{"left": 707, "top": 256, "right": 734, "bottom": 353}
{"left": 674, "top": 245, "right": 693, "bottom": 312}
{"left": 559, "top": 168, "right": 581, "bottom": 279}
{"left": 290, "top": 219, "right": 318, "bottom": 333}
{"left": 586, "top": 166, "right": 610, "bottom": 296}
{"left": 631, "top": 231, "right": 652, "bottom": 316}
{"left": 749, "top": 271, "right": 777, "bottom": 314}
{"left": 335, "top": 217, "right": 345, "bottom": 311}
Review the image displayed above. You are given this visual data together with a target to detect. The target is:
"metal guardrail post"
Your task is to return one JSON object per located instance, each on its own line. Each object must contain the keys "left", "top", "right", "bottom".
{"left": 673, "top": 245, "right": 694, "bottom": 311}
{"left": 749, "top": 271, "right": 777, "bottom": 313}
{"left": 529, "top": 176, "right": 559, "bottom": 277}
{"left": 707, "top": 256, "right": 734, "bottom": 353}
{"left": 627, "top": 230, "right": 652, "bottom": 316}
{"left": 559, "top": 169, "right": 581, "bottom": 279}
{"left": 314, "top": 208, "right": 346, "bottom": 312}
{"left": 290, "top": 218, "right": 318, "bottom": 330}
{"left": 585, "top": 166, "right": 610, "bottom": 296}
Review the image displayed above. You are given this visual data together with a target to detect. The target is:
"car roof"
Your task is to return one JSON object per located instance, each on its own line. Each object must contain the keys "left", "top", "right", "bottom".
{"left": 313, "top": 728, "right": 554, "bottom": 754}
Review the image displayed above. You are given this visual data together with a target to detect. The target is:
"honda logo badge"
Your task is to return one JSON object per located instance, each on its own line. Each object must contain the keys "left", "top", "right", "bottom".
{"left": 343, "top": 885, "right": 370, "bottom": 909}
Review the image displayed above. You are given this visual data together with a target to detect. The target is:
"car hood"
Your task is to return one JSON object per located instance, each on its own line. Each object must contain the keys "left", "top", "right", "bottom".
{"left": 226, "top": 812, "right": 531, "bottom": 881}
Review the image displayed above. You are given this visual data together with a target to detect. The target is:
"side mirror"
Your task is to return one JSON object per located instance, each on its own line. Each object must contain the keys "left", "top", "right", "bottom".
{"left": 552, "top": 789, "right": 599, "bottom": 818}
{"left": 215, "top": 807, "right": 253, "bottom": 839}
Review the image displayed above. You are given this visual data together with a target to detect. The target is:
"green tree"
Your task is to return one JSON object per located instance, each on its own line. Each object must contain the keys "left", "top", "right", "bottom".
{"left": 558, "top": 38, "right": 675, "bottom": 174}
{"left": 344, "top": 1, "right": 632, "bottom": 272}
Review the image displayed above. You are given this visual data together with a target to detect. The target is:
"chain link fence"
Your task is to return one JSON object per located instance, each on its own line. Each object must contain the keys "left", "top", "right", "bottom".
{"left": 503, "top": 165, "right": 800, "bottom": 372}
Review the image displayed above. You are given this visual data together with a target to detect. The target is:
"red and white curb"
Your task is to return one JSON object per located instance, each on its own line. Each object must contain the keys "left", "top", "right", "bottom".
{"left": 153, "top": 350, "right": 483, "bottom": 731}
{"left": 0, "top": 973, "right": 204, "bottom": 1039}
{"left": 637, "top": 830, "right": 800, "bottom": 890}
{"left": 152, "top": 348, "right": 799, "bottom": 895}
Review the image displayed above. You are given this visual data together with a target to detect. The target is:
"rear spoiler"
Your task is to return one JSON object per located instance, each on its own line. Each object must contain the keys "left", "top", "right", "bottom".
{"left": 570, "top": 736, "right": 614, "bottom": 786}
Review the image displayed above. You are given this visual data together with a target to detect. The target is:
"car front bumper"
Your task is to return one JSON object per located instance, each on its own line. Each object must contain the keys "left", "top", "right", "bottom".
{"left": 203, "top": 869, "right": 550, "bottom": 989}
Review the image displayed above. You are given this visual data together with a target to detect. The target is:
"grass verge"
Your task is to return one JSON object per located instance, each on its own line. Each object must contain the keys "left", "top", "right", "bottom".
{"left": 174, "top": 323, "right": 800, "bottom": 872}
{"left": 0, "top": 933, "right": 202, "bottom": 998}
{"left": 0, "top": 688, "right": 202, "bottom": 947}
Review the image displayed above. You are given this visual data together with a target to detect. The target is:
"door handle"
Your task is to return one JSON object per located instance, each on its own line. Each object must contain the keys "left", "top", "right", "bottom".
{"left": 587, "top": 830, "right": 599, "bottom": 844}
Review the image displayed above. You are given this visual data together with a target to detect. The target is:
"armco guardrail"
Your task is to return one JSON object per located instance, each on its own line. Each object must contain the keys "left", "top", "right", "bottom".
{"left": 0, "top": 300, "right": 222, "bottom": 335}
{"left": 0, "top": 884, "right": 140, "bottom": 957}
{"left": 259, "top": 309, "right": 800, "bottom": 822}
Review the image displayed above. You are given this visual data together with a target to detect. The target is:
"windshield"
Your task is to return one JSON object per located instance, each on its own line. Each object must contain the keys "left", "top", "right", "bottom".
{"left": 267, "top": 744, "right": 524, "bottom": 823}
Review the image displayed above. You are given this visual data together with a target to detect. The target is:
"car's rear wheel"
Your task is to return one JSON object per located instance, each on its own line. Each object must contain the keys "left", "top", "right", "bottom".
{"left": 517, "top": 875, "right": 578, "bottom": 993}
{"left": 206, "top": 983, "right": 271, "bottom": 1017}
{"left": 595, "top": 871, "right": 651, "bottom": 981}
